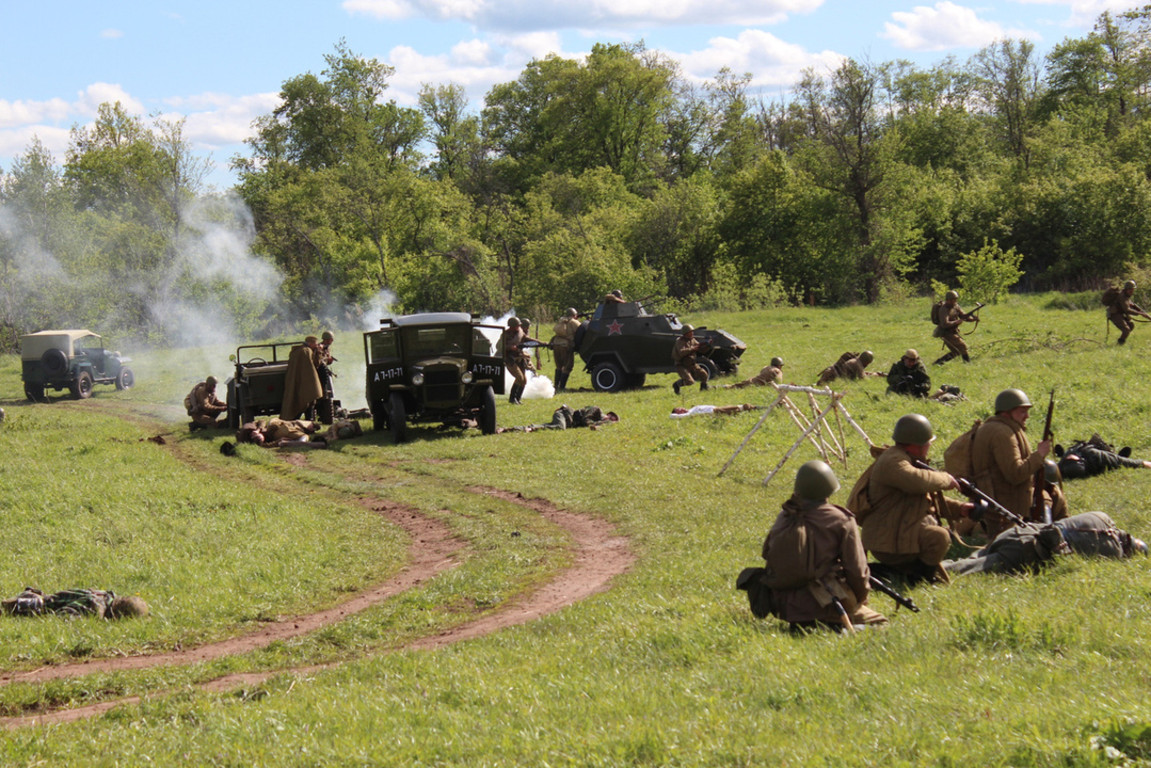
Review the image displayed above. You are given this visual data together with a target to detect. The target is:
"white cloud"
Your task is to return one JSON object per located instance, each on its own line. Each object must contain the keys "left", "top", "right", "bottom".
{"left": 882, "top": 2, "right": 1037, "bottom": 51}
{"left": 74, "top": 83, "right": 147, "bottom": 116}
{"left": 0, "top": 97, "right": 72, "bottom": 129}
{"left": 674, "top": 29, "right": 845, "bottom": 89}
{"left": 1010, "top": 0, "right": 1141, "bottom": 26}
{"left": 101, "top": 28, "right": 123, "bottom": 39}
{"left": 162, "top": 92, "right": 281, "bottom": 148}
{"left": 344, "top": 0, "right": 824, "bottom": 30}
{"left": 384, "top": 44, "right": 523, "bottom": 104}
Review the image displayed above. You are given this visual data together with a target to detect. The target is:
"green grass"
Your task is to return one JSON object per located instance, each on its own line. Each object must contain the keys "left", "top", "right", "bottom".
{"left": 1, "top": 294, "right": 1150, "bottom": 765}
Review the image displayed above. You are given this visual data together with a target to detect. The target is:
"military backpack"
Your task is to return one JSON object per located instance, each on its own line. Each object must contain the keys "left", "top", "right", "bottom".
{"left": 943, "top": 419, "right": 982, "bottom": 479}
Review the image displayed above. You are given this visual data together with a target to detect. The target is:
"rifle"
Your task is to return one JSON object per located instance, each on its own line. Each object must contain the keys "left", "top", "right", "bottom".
{"left": 909, "top": 458, "right": 1030, "bottom": 528}
{"left": 963, "top": 302, "right": 985, "bottom": 322}
{"left": 869, "top": 576, "right": 919, "bottom": 613}
{"left": 1030, "top": 389, "right": 1055, "bottom": 524}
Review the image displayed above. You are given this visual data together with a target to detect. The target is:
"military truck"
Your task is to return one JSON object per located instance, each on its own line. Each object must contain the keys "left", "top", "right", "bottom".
{"left": 574, "top": 299, "right": 747, "bottom": 392}
{"left": 20, "top": 330, "right": 134, "bottom": 401}
{"left": 364, "top": 313, "right": 504, "bottom": 443}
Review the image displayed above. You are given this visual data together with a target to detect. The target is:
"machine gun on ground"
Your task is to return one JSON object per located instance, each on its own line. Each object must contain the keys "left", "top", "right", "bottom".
{"left": 910, "top": 458, "right": 1030, "bottom": 528}
{"left": 869, "top": 575, "right": 920, "bottom": 613}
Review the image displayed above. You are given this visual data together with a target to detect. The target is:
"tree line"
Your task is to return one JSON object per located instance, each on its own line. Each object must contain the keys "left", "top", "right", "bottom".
{"left": 2, "top": 7, "right": 1151, "bottom": 348}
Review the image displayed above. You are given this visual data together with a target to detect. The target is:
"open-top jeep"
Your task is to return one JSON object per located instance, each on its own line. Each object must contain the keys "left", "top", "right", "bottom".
{"left": 21, "top": 330, "right": 134, "bottom": 401}
{"left": 364, "top": 313, "right": 505, "bottom": 443}
{"left": 225, "top": 342, "right": 296, "bottom": 429}
{"left": 574, "top": 299, "right": 747, "bottom": 392}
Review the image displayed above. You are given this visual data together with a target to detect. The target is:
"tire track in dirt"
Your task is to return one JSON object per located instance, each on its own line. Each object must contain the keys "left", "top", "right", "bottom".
{"left": 0, "top": 407, "right": 634, "bottom": 728}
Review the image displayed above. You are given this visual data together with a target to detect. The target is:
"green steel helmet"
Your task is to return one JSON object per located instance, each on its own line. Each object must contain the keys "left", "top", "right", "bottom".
{"left": 892, "top": 413, "right": 934, "bottom": 445}
{"left": 1044, "top": 460, "right": 1062, "bottom": 485}
{"left": 771, "top": 356, "right": 784, "bottom": 368}
{"left": 507, "top": 317, "right": 520, "bottom": 328}
{"left": 1124, "top": 280, "right": 1136, "bottom": 292}
{"left": 108, "top": 596, "right": 149, "bottom": 619}
{"left": 793, "top": 460, "right": 840, "bottom": 501}
{"left": 858, "top": 350, "right": 874, "bottom": 366}
{"left": 994, "top": 388, "right": 1032, "bottom": 413}
{"left": 945, "top": 290, "right": 959, "bottom": 301}
{"left": 682, "top": 324, "right": 694, "bottom": 334}
{"left": 566, "top": 307, "right": 578, "bottom": 318}
{"left": 205, "top": 375, "right": 218, "bottom": 387}
{"left": 321, "top": 330, "right": 334, "bottom": 343}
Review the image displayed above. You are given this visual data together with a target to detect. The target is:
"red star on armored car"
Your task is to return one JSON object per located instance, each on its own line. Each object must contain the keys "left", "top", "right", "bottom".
{"left": 607, "top": 320, "right": 624, "bottom": 335}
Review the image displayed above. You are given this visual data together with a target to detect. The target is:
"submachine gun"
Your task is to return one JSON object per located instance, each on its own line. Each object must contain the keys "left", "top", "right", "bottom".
{"left": 1030, "top": 390, "right": 1056, "bottom": 525}
{"left": 869, "top": 576, "right": 919, "bottom": 613}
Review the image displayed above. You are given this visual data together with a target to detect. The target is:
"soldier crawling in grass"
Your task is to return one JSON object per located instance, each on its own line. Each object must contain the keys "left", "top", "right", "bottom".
{"left": 724, "top": 357, "right": 784, "bottom": 389}
{"left": 816, "top": 351, "right": 880, "bottom": 386}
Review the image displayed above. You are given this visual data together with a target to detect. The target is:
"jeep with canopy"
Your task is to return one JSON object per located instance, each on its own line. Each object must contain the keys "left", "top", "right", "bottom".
{"left": 20, "top": 330, "right": 134, "bottom": 401}
{"left": 364, "top": 313, "right": 505, "bottom": 443}
{"left": 574, "top": 299, "right": 747, "bottom": 392}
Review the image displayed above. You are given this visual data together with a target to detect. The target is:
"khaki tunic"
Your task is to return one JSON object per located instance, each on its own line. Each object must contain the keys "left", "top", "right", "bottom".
{"left": 936, "top": 302, "right": 969, "bottom": 356}
{"left": 672, "top": 335, "right": 708, "bottom": 385}
{"left": 502, "top": 327, "right": 529, "bottom": 387}
{"left": 187, "top": 382, "right": 227, "bottom": 424}
{"left": 262, "top": 418, "right": 315, "bottom": 442}
{"left": 762, "top": 498, "right": 882, "bottom": 626}
{"left": 972, "top": 414, "right": 1045, "bottom": 525}
{"left": 552, "top": 317, "right": 581, "bottom": 373}
{"left": 861, "top": 446, "right": 964, "bottom": 564}
{"left": 726, "top": 364, "right": 781, "bottom": 389}
{"left": 817, "top": 353, "right": 866, "bottom": 385}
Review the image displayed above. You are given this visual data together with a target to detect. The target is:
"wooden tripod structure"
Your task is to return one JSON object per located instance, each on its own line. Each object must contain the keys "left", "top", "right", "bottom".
{"left": 718, "top": 384, "right": 875, "bottom": 486}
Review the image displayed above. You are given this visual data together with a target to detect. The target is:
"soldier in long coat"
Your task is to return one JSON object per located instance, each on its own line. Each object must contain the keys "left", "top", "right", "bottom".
{"left": 281, "top": 336, "right": 323, "bottom": 419}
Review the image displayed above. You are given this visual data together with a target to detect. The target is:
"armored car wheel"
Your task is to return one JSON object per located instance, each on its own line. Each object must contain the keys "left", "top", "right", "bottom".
{"left": 116, "top": 367, "right": 135, "bottom": 390}
{"left": 71, "top": 371, "right": 93, "bottom": 400}
{"left": 388, "top": 392, "right": 409, "bottom": 444}
{"left": 479, "top": 385, "right": 497, "bottom": 435}
{"left": 590, "top": 361, "right": 625, "bottom": 393}
{"left": 699, "top": 357, "right": 719, "bottom": 382}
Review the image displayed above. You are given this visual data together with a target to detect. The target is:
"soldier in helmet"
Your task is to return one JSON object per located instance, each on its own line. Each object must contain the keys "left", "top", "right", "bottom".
{"left": 185, "top": 376, "right": 228, "bottom": 431}
{"left": 724, "top": 356, "right": 784, "bottom": 389}
{"left": 502, "top": 317, "right": 540, "bottom": 405}
{"left": 314, "top": 330, "right": 337, "bottom": 423}
{"left": 971, "top": 388, "right": 1059, "bottom": 537}
{"left": 857, "top": 414, "right": 973, "bottom": 583}
{"left": 1103, "top": 279, "right": 1150, "bottom": 345}
{"left": 551, "top": 308, "right": 582, "bottom": 392}
{"left": 816, "top": 350, "right": 880, "bottom": 386}
{"left": 932, "top": 289, "right": 976, "bottom": 365}
{"left": 604, "top": 289, "right": 626, "bottom": 304}
{"left": 761, "top": 460, "right": 886, "bottom": 631}
{"left": 671, "top": 325, "right": 709, "bottom": 394}
{"left": 886, "top": 349, "right": 931, "bottom": 398}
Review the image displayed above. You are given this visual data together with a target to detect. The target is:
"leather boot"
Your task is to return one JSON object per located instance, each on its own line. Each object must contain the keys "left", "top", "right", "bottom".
{"left": 700, "top": 379, "right": 709, "bottom": 391}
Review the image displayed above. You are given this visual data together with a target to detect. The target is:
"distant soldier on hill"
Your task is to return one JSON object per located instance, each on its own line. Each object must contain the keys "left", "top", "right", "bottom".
{"left": 725, "top": 357, "right": 784, "bottom": 389}
{"left": 816, "top": 351, "right": 880, "bottom": 386}
{"left": 1102, "top": 280, "right": 1150, "bottom": 345}
{"left": 671, "top": 325, "right": 709, "bottom": 394}
{"left": 551, "top": 308, "right": 582, "bottom": 392}
{"left": 931, "top": 290, "right": 977, "bottom": 365}
{"left": 886, "top": 349, "right": 931, "bottom": 398}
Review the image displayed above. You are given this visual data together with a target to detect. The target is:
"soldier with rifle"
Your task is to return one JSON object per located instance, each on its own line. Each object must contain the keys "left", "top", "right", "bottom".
{"left": 970, "top": 388, "right": 1063, "bottom": 538}
{"left": 671, "top": 325, "right": 709, "bottom": 394}
{"left": 851, "top": 414, "right": 973, "bottom": 584}
{"left": 931, "top": 290, "right": 982, "bottom": 365}
{"left": 1102, "top": 279, "right": 1150, "bottom": 345}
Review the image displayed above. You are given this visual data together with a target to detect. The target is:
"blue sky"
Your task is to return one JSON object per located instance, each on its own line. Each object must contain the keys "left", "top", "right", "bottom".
{"left": 0, "top": 0, "right": 1139, "bottom": 189}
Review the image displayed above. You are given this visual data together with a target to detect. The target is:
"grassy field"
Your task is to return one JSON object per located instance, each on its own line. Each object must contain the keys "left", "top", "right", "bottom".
{"left": 2, "top": 294, "right": 1151, "bottom": 766}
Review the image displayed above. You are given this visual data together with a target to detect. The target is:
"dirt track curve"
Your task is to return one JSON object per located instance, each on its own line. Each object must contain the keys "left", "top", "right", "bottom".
{"left": 0, "top": 406, "right": 634, "bottom": 729}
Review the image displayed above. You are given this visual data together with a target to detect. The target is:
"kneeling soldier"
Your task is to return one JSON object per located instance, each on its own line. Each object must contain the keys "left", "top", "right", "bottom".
{"left": 762, "top": 460, "right": 886, "bottom": 632}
